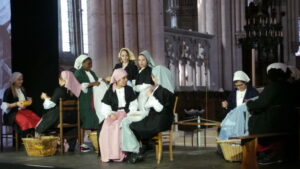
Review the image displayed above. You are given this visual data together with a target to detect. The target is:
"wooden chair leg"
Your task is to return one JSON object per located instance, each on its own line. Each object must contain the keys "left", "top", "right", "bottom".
{"left": 240, "top": 138, "right": 258, "bottom": 169}
{"left": 60, "top": 128, "right": 64, "bottom": 154}
{"left": 80, "top": 129, "right": 84, "bottom": 145}
{"left": 15, "top": 130, "right": 19, "bottom": 152}
{"left": 183, "top": 132, "right": 186, "bottom": 146}
{"left": 157, "top": 135, "right": 162, "bottom": 164}
{"left": 155, "top": 140, "right": 159, "bottom": 160}
{"left": 78, "top": 127, "right": 81, "bottom": 152}
{"left": 169, "top": 130, "right": 173, "bottom": 161}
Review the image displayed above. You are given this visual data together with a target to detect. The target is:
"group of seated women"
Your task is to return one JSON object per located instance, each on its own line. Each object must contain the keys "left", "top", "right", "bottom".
{"left": 219, "top": 62, "right": 300, "bottom": 164}
{"left": 1, "top": 48, "right": 175, "bottom": 164}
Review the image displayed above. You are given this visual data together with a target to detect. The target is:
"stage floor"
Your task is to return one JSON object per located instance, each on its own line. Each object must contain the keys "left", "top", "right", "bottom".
{"left": 0, "top": 146, "right": 299, "bottom": 169}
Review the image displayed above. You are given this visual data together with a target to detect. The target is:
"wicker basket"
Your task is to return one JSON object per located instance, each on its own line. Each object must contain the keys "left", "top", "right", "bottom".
{"left": 88, "top": 132, "right": 98, "bottom": 152}
{"left": 22, "top": 136, "right": 59, "bottom": 157}
{"left": 217, "top": 139, "right": 243, "bottom": 162}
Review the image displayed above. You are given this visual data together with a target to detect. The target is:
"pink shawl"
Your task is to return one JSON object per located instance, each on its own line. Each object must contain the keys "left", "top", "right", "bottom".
{"left": 61, "top": 71, "right": 81, "bottom": 97}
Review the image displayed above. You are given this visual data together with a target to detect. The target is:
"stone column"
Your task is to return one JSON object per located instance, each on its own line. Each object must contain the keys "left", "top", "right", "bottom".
{"left": 204, "top": 0, "right": 222, "bottom": 90}
{"left": 111, "top": 0, "right": 124, "bottom": 65}
{"left": 150, "top": 0, "right": 165, "bottom": 65}
{"left": 87, "top": 0, "right": 113, "bottom": 77}
{"left": 197, "top": 0, "right": 206, "bottom": 33}
{"left": 221, "top": 0, "right": 233, "bottom": 90}
{"left": 123, "top": 0, "right": 138, "bottom": 54}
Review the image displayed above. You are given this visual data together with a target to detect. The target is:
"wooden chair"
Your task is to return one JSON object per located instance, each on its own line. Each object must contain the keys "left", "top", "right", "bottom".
{"left": 57, "top": 98, "right": 81, "bottom": 153}
{"left": 230, "top": 133, "right": 288, "bottom": 169}
{"left": 153, "top": 96, "right": 179, "bottom": 164}
{"left": 0, "top": 99, "right": 19, "bottom": 151}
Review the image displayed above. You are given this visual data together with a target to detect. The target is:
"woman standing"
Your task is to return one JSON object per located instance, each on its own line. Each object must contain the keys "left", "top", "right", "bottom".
{"left": 74, "top": 54, "right": 107, "bottom": 152}
{"left": 99, "top": 68, "right": 138, "bottom": 162}
{"left": 113, "top": 48, "right": 138, "bottom": 85}
{"left": 1, "top": 72, "right": 40, "bottom": 137}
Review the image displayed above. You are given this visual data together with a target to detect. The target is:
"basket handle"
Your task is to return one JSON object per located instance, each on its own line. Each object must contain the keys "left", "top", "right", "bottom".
{"left": 26, "top": 134, "right": 34, "bottom": 138}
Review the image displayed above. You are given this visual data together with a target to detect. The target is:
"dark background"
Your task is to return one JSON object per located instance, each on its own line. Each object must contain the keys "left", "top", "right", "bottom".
{"left": 11, "top": 0, "right": 59, "bottom": 116}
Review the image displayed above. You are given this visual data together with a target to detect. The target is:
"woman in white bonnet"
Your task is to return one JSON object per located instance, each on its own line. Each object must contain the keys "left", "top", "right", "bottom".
{"left": 221, "top": 71, "right": 259, "bottom": 114}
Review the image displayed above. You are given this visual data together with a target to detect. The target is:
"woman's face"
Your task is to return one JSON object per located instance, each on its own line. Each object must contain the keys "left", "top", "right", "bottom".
{"left": 120, "top": 50, "right": 129, "bottom": 64}
{"left": 116, "top": 76, "right": 128, "bottom": 87}
{"left": 138, "top": 55, "right": 148, "bottom": 68}
{"left": 14, "top": 75, "right": 23, "bottom": 88}
{"left": 82, "top": 59, "right": 92, "bottom": 70}
{"left": 234, "top": 81, "right": 247, "bottom": 91}
{"left": 59, "top": 76, "right": 66, "bottom": 87}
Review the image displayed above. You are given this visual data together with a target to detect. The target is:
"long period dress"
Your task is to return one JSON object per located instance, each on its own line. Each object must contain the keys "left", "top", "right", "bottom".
{"left": 1, "top": 87, "right": 40, "bottom": 131}
{"left": 99, "top": 85, "right": 137, "bottom": 162}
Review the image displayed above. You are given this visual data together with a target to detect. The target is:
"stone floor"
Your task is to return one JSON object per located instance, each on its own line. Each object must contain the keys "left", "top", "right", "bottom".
{"left": 0, "top": 146, "right": 299, "bottom": 169}
{"left": 0, "top": 128, "right": 299, "bottom": 169}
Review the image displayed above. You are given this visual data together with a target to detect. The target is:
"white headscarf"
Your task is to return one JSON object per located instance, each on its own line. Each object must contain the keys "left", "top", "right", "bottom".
{"left": 233, "top": 71, "right": 250, "bottom": 83}
{"left": 266, "top": 62, "right": 287, "bottom": 74}
{"left": 74, "top": 54, "right": 89, "bottom": 70}
{"left": 152, "top": 65, "right": 175, "bottom": 93}
{"left": 10, "top": 72, "right": 23, "bottom": 85}
{"left": 288, "top": 65, "right": 300, "bottom": 80}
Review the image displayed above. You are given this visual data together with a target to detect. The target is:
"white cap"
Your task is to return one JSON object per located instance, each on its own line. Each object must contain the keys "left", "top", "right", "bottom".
{"left": 233, "top": 71, "right": 250, "bottom": 83}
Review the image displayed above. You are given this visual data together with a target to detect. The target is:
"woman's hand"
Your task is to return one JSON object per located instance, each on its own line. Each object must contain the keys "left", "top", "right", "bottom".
{"left": 89, "top": 81, "right": 100, "bottom": 87}
{"left": 221, "top": 100, "right": 228, "bottom": 109}
{"left": 146, "top": 85, "right": 154, "bottom": 96}
{"left": 109, "top": 114, "right": 117, "bottom": 120}
{"left": 40, "top": 92, "right": 49, "bottom": 100}
{"left": 16, "top": 101, "right": 25, "bottom": 109}
{"left": 104, "top": 76, "right": 111, "bottom": 83}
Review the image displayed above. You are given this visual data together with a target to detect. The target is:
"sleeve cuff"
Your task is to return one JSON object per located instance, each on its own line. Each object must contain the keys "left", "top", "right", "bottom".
{"left": 81, "top": 83, "right": 89, "bottom": 93}
{"left": 43, "top": 98, "right": 56, "bottom": 110}
{"left": 145, "top": 95, "right": 163, "bottom": 112}
{"left": 1, "top": 102, "right": 10, "bottom": 114}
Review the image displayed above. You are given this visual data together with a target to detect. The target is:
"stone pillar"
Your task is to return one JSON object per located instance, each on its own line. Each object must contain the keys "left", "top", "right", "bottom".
{"left": 87, "top": 0, "right": 113, "bottom": 77}
{"left": 111, "top": 0, "right": 124, "bottom": 65}
{"left": 221, "top": 0, "right": 233, "bottom": 90}
{"left": 197, "top": 0, "right": 206, "bottom": 33}
{"left": 282, "top": 0, "right": 299, "bottom": 65}
{"left": 204, "top": 0, "right": 222, "bottom": 90}
{"left": 123, "top": 0, "right": 138, "bottom": 54}
{"left": 88, "top": 0, "right": 166, "bottom": 78}
{"left": 150, "top": 0, "right": 165, "bottom": 65}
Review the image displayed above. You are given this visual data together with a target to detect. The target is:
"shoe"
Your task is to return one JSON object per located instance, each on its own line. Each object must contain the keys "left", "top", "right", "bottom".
{"left": 127, "top": 153, "right": 144, "bottom": 164}
{"left": 258, "top": 153, "right": 283, "bottom": 165}
{"left": 80, "top": 144, "right": 90, "bottom": 152}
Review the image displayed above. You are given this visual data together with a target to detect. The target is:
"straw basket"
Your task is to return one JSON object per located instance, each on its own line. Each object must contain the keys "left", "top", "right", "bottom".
{"left": 217, "top": 139, "right": 243, "bottom": 162}
{"left": 22, "top": 136, "right": 59, "bottom": 157}
{"left": 88, "top": 132, "right": 98, "bottom": 152}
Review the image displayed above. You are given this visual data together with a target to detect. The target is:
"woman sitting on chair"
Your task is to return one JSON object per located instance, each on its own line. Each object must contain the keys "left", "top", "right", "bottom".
{"left": 130, "top": 65, "right": 175, "bottom": 143}
{"left": 1, "top": 72, "right": 40, "bottom": 137}
{"left": 99, "top": 68, "right": 138, "bottom": 162}
{"left": 35, "top": 71, "right": 81, "bottom": 135}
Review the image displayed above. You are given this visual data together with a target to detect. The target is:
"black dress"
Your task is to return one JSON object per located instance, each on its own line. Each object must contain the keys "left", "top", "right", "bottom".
{"left": 2, "top": 87, "right": 29, "bottom": 125}
{"left": 246, "top": 81, "right": 296, "bottom": 134}
{"left": 101, "top": 85, "right": 137, "bottom": 113}
{"left": 135, "top": 66, "right": 154, "bottom": 86}
{"left": 130, "top": 86, "right": 175, "bottom": 140}
{"left": 114, "top": 61, "right": 138, "bottom": 81}
{"left": 35, "top": 87, "right": 77, "bottom": 133}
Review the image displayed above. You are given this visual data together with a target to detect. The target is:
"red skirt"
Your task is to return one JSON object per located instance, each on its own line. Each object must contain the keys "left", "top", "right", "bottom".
{"left": 15, "top": 109, "right": 41, "bottom": 131}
